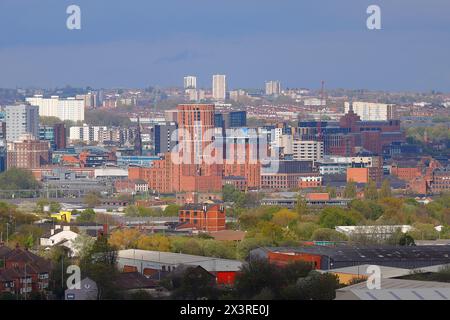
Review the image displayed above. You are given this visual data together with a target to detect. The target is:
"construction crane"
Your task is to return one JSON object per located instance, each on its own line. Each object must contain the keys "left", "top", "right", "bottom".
{"left": 317, "top": 80, "right": 326, "bottom": 141}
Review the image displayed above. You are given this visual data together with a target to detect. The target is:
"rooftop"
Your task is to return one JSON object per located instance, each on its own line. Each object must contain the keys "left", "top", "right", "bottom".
{"left": 336, "top": 278, "right": 450, "bottom": 300}
{"left": 118, "top": 249, "right": 243, "bottom": 272}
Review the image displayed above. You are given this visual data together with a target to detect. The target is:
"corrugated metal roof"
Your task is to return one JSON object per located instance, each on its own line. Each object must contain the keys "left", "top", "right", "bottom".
{"left": 322, "top": 264, "right": 411, "bottom": 279}
{"left": 348, "top": 288, "right": 450, "bottom": 300}
{"left": 117, "top": 249, "right": 243, "bottom": 272}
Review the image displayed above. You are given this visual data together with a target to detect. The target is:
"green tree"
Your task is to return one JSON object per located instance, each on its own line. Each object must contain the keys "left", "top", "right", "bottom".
{"left": 311, "top": 228, "right": 348, "bottom": 241}
{"left": 84, "top": 192, "right": 101, "bottom": 208}
{"left": 294, "top": 222, "right": 320, "bottom": 240}
{"left": 72, "top": 232, "right": 96, "bottom": 259}
{"left": 257, "top": 221, "right": 284, "bottom": 243}
{"left": 379, "top": 179, "right": 392, "bottom": 199}
{"left": 295, "top": 196, "right": 309, "bottom": 215}
{"left": 223, "top": 184, "right": 242, "bottom": 203}
{"left": 49, "top": 202, "right": 61, "bottom": 213}
{"left": 350, "top": 199, "right": 384, "bottom": 220}
{"left": 234, "top": 259, "right": 315, "bottom": 299}
{"left": 281, "top": 271, "right": 339, "bottom": 300}
{"left": 48, "top": 246, "right": 73, "bottom": 299}
{"left": 76, "top": 208, "right": 96, "bottom": 223}
{"left": 234, "top": 259, "right": 285, "bottom": 299}
{"left": 398, "top": 233, "right": 416, "bottom": 246}
{"left": 326, "top": 186, "right": 337, "bottom": 198}
{"left": 410, "top": 223, "right": 440, "bottom": 240}
{"left": 39, "top": 116, "right": 63, "bottom": 125}
{"left": 80, "top": 235, "right": 122, "bottom": 300}
{"left": 0, "top": 168, "right": 40, "bottom": 190}
{"left": 170, "top": 266, "right": 220, "bottom": 300}
{"left": 364, "top": 179, "right": 379, "bottom": 201}
{"left": 271, "top": 209, "right": 299, "bottom": 227}
{"left": 344, "top": 181, "right": 357, "bottom": 198}
{"left": 319, "top": 207, "right": 362, "bottom": 229}
{"left": 85, "top": 110, "right": 131, "bottom": 127}
{"left": 163, "top": 204, "right": 180, "bottom": 216}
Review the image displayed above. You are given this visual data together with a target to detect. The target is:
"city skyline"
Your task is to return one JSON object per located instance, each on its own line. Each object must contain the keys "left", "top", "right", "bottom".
{"left": 0, "top": 0, "right": 449, "bottom": 91}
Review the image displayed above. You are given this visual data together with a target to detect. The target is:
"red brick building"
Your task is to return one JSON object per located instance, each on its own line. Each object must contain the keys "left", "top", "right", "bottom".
{"left": 178, "top": 203, "right": 226, "bottom": 232}
{"left": 298, "top": 175, "right": 322, "bottom": 189}
{"left": 0, "top": 246, "right": 52, "bottom": 296}
{"left": 129, "top": 103, "right": 261, "bottom": 193}
{"left": 6, "top": 139, "right": 50, "bottom": 169}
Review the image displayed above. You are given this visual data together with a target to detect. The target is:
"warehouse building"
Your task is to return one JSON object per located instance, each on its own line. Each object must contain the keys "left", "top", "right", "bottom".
{"left": 250, "top": 245, "right": 450, "bottom": 270}
{"left": 117, "top": 249, "right": 243, "bottom": 286}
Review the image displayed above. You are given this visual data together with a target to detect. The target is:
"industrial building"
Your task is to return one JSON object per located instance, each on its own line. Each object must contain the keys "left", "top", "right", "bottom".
{"left": 250, "top": 245, "right": 450, "bottom": 270}
{"left": 117, "top": 249, "right": 243, "bottom": 285}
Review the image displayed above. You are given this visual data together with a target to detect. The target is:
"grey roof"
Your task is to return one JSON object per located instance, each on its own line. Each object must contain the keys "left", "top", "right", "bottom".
{"left": 320, "top": 264, "right": 411, "bottom": 279}
{"left": 118, "top": 249, "right": 243, "bottom": 272}
{"left": 256, "top": 245, "right": 450, "bottom": 267}
{"left": 336, "top": 278, "right": 450, "bottom": 300}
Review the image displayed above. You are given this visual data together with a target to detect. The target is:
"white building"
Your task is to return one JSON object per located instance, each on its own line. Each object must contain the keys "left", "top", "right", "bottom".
{"left": 26, "top": 95, "right": 85, "bottom": 122}
{"left": 94, "top": 168, "right": 128, "bottom": 179}
{"left": 185, "top": 88, "right": 199, "bottom": 101}
{"left": 303, "top": 97, "right": 326, "bottom": 107}
{"left": 335, "top": 225, "right": 413, "bottom": 240}
{"left": 69, "top": 124, "right": 104, "bottom": 143}
{"left": 344, "top": 101, "right": 394, "bottom": 121}
{"left": 4, "top": 104, "right": 39, "bottom": 142}
{"left": 183, "top": 76, "right": 197, "bottom": 89}
{"left": 117, "top": 249, "right": 243, "bottom": 275}
{"left": 265, "top": 81, "right": 281, "bottom": 96}
{"left": 292, "top": 140, "right": 324, "bottom": 162}
{"left": 212, "top": 74, "right": 226, "bottom": 101}
{"left": 40, "top": 225, "right": 80, "bottom": 257}
{"left": 318, "top": 156, "right": 380, "bottom": 175}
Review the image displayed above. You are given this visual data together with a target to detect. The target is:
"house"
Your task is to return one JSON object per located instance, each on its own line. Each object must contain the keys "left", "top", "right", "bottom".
{"left": 113, "top": 272, "right": 168, "bottom": 298}
{"left": 39, "top": 225, "right": 80, "bottom": 257}
{"left": 178, "top": 203, "right": 226, "bottom": 232}
{"left": 0, "top": 245, "right": 52, "bottom": 296}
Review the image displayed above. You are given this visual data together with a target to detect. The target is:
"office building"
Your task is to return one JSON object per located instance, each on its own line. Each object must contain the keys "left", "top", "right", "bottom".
{"left": 7, "top": 136, "right": 50, "bottom": 169}
{"left": 214, "top": 111, "right": 247, "bottom": 129}
{"left": 154, "top": 122, "right": 178, "bottom": 154}
{"left": 164, "top": 109, "right": 178, "bottom": 122}
{"left": 129, "top": 104, "right": 225, "bottom": 193}
{"left": 26, "top": 95, "right": 85, "bottom": 122}
{"left": 212, "top": 74, "right": 226, "bottom": 101}
{"left": 344, "top": 101, "right": 394, "bottom": 121}
{"left": 76, "top": 92, "right": 98, "bottom": 109}
{"left": 265, "top": 81, "right": 281, "bottom": 96}
{"left": 5, "top": 105, "right": 39, "bottom": 142}
{"left": 183, "top": 76, "right": 197, "bottom": 89}
{"left": 292, "top": 140, "right": 324, "bottom": 162}
{"left": 260, "top": 160, "right": 315, "bottom": 190}
{"left": 39, "top": 123, "right": 66, "bottom": 150}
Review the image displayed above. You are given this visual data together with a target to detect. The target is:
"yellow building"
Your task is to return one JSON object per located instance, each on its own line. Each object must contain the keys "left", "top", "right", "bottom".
{"left": 50, "top": 211, "right": 72, "bottom": 223}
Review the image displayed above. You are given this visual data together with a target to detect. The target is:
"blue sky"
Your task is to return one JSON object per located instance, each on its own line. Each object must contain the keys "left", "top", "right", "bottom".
{"left": 0, "top": 0, "right": 449, "bottom": 91}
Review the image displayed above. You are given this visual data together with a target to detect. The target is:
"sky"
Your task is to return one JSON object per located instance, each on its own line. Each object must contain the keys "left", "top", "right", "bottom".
{"left": 0, "top": 0, "right": 449, "bottom": 92}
